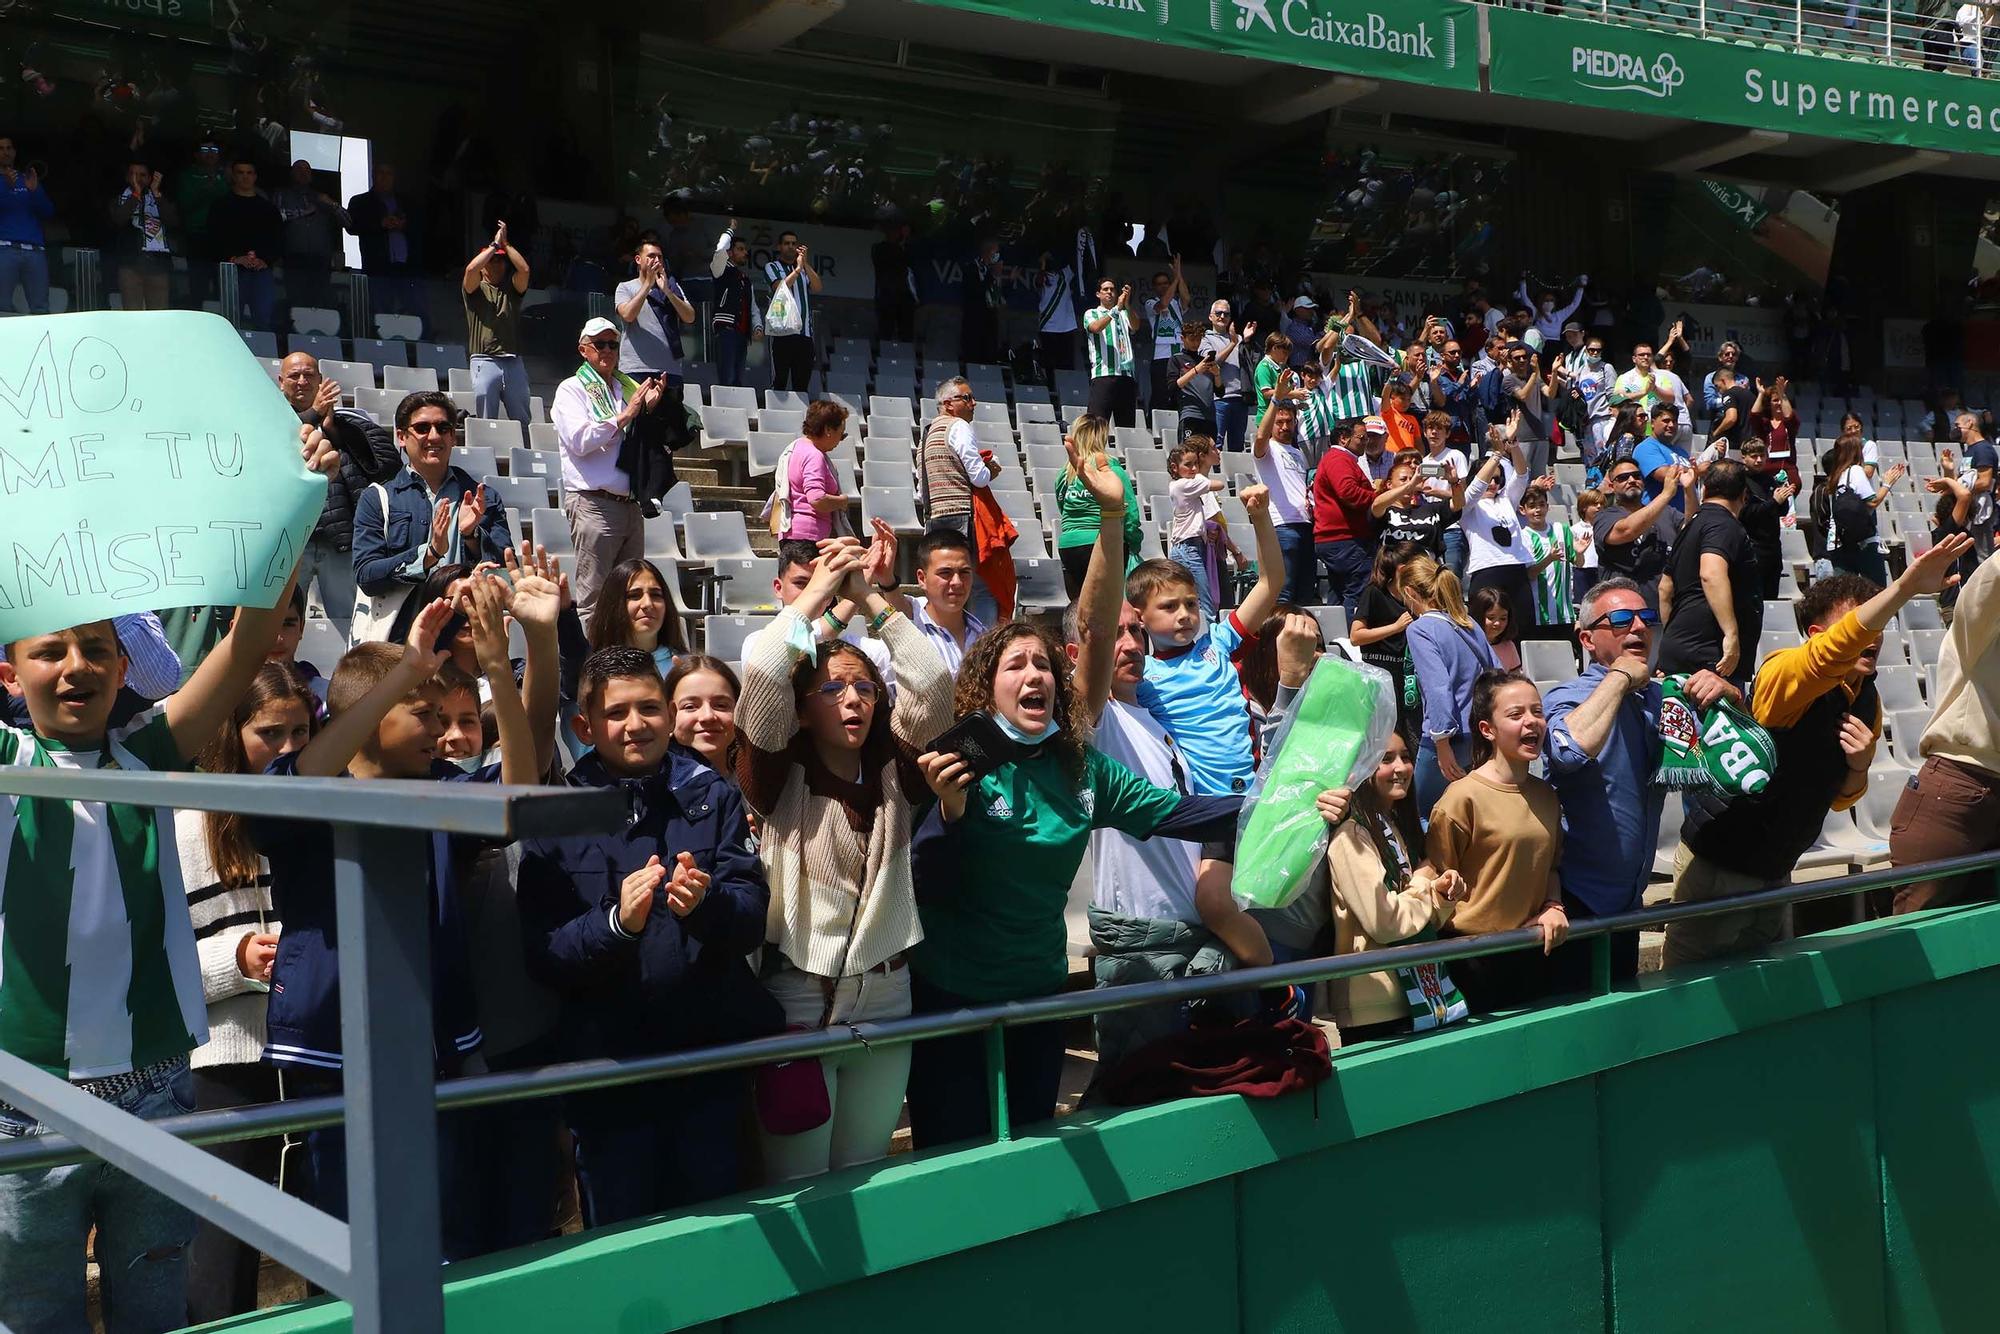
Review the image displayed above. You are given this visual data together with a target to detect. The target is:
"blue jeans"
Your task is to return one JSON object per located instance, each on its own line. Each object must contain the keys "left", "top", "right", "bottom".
{"left": 299, "top": 533, "right": 358, "bottom": 622}
{"left": 1315, "top": 537, "right": 1373, "bottom": 619}
{"left": 1276, "top": 521, "right": 1318, "bottom": 607}
{"left": 1170, "top": 537, "right": 1216, "bottom": 620}
{"left": 0, "top": 245, "right": 50, "bottom": 314}
{"left": 235, "top": 265, "right": 277, "bottom": 330}
{"left": 1441, "top": 526, "right": 1468, "bottom": 579}
{"left": 906, "top": 975, "right": 1066, "bottom": 1150}
{"left": 0, "top": 1058, "right": 197, "bottom": 1334}
{"left": 1415, "top": 736, "right": 1475, "bottom": 825}
{"left": 715, "top": 327, "right": 750, "bottom": 387}
{"left": 1214, "top": 396, "right": 1249, "bottom": 451}
{"left": 566, "top": 1074, "right": 748, "bottom": 1228}
{"left": 471, "top": 353, "right": 532, "bottom": 432}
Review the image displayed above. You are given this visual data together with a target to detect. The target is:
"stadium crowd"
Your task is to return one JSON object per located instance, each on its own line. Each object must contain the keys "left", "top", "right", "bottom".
{"left": 2, "top": 243, "right": 2000, "bottom": 1333}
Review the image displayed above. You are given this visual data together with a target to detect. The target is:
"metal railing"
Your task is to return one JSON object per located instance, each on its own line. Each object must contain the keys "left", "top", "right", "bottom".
{"left": 1494, "top": 0, "right": 1979, "bottom": 78}
{"left": 0, "top": 760, "right": 1995, "bottom": 1333}
{"left": 0, "top": 770, "right": 622, "bottom": 1334}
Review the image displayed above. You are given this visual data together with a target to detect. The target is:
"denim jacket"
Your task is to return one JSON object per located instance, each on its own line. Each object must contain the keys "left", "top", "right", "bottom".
{"left": 350, "top": 464, "right": 513, "bottom": 595}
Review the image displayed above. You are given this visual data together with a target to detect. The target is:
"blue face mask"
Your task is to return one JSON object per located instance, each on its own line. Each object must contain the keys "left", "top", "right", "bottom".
{"left": 991, "top": 709, "right": 1060, "bottom": 747}
{"left": 451, "top": 753, "right": 484, "bottom": 774}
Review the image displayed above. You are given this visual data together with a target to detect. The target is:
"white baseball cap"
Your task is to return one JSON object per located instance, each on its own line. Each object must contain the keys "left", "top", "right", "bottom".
{"left": 580, "top": 317, "right": 619, "bottom": 339}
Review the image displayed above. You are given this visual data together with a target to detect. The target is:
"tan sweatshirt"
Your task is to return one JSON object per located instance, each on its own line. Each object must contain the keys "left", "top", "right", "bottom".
{"left": 1423, "top": 770, "right": 1563, "bottom": 935}
{"left": 1921, "top": 556, "right": 2000, "bottom": 779}
{"left": 1323, "top": 815, "right": 1457, "bottom": 1029}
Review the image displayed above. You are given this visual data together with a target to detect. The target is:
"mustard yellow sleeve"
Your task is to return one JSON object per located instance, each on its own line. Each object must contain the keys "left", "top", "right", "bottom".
{"left": 1751, "top": 610, "right": 1877, "bottom": 731}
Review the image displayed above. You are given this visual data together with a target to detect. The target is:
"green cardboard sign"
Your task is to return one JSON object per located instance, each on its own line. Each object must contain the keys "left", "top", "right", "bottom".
{"left": 0, "top": 312, "right": 326, "bottom": 641}
{"left": 907, "top": 0, "right": 1479, "bottom": 90}
{"left": 1490, "top": 7, "right": 2000, "bottom": 157}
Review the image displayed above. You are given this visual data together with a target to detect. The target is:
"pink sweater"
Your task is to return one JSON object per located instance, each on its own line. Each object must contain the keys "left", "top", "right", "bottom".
{"left": 783, "top": 440, "right": 841, "bottom": 542}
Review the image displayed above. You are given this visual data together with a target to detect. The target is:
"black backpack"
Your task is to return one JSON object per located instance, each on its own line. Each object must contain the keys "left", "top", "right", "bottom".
{"left": 1810, "top": 483, "right": 1874, "bottom": 554}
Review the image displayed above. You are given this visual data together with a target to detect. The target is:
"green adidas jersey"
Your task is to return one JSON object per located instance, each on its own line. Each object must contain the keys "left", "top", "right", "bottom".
{"left": 0, "top": 708, "right": 207, "bottom": 1078}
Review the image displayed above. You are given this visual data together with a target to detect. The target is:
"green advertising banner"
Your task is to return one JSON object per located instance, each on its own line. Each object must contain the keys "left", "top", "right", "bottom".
{"left": 1489, "top": 7, "right": 1999, "bottom": 157}
{"left": 910, "top": 0, "right": 1479, "bottom": 90}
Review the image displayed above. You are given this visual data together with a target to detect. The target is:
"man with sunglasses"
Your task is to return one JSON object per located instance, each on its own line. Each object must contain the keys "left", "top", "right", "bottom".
{"left": 1593, "top": 457, "right": 1686, "bottom": 607}
{"left": 1545, "top": 578, "right": 1738, "bottom": 986}
{"left": 1197, "top": 301, "right": 1255, "bottom": 451}
{"left": 352, "top": 391, "right": 514, "bottom": 634}
{"left": 553, "top": 317, "right": 667, "bottom": 626}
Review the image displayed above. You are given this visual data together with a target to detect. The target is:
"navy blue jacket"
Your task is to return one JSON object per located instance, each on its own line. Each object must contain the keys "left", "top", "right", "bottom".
{"left": 518, "top": 746, "right": 780, "bottom": 1059}
{"left": 252, "top": 752, "right": 491, "bottom": 1074}
{"left": 350, "top": 464, "right": 513, "bottom": 597}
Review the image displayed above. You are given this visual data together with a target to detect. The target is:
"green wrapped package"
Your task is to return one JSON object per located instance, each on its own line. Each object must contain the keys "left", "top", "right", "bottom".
{"left": 1231, "top": 654, "right": 1396, "bottom": 909}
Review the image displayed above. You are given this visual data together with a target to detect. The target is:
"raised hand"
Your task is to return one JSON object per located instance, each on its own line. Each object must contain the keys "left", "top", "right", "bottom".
{"left": 312, "top": 376, "right": 342, "bottom": 419}
{"left": 618, "top": 856, "right": 667, "bottom": 934}
{"left": 456, "top": 486, "right": 488, "bottom": 538}
{"left": 861, "top": 517, "right": 898, "bottom": 590}
{"left": 299, "top": 423, "right": 341, "bottom": 478}
{"left": 1239, "top": 483, "right": 1271, "bottom": 519}
{"left": 461, "top": 574, "right": 514, "bottom": 674}
{"left": 1276, "top": 611, "right": 1321, "bottom": 686}
{"left": 509, "top": 559, "right": 563, "bottom": 633}
{"left": 1077, "top": 451, "right": 1126, "bottom": 512}
{"left": 1901, "top": 532, "right": 1975, "bottom": 596}
{"left": 429, "top": 498, "right": 453, "bottom": 559}
{"left": 663, "top": 851, "right": 709, "bottom": 917}
{"left": 917, "top": 750, "right": 974, "bottom": 823}
{"left": 403, "top": 597, "right": 456, "bottom": 674}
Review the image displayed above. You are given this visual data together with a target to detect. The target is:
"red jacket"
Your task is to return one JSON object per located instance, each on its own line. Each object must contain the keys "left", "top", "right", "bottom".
{"left": 1313, "top": 445, "right": 1376, "bottom": 546}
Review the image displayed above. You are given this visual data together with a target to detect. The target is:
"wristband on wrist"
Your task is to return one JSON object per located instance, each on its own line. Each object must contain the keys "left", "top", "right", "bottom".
{"left": 869, "top": 607, "right": 893, "bottom": 634}
{"left": 822, "top": 610, "right": 847, "bottom": 635}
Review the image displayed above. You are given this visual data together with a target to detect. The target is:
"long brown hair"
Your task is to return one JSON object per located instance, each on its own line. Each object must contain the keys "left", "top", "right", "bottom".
{"left": 1351, "top": 725, "right": 1421, "bottom": 878}
{"left": 1818, "top": 431, "right": 1866, "bottom": 498}
{"left": 197, "top": 662, "right": 320, "bottom": 888}
{"left": 789, "top": 640, "right": 899, "bottom": 793}
{"left": 589, "top": 557, "right": 690, "bottom": 655}
{"left": 953, "top": 622, "right": 1090, "bottom": 782}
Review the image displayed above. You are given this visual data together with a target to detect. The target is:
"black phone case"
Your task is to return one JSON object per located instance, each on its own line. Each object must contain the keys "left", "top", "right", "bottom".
{"left": 927, "top": 715, "right": 1019, "bottom": 778}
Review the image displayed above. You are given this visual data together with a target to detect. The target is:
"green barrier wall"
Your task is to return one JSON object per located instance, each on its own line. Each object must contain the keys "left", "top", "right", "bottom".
{"left": 207, "top": 902, "right": 2000, "bottom": 1334}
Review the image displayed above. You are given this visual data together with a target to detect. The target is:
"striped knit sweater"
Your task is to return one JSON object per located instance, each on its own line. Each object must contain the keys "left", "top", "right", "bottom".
{"left": 172, "top": 807, "right": 281, "bottom": 1069}
{"left": 736, "top": 609, "right": 958, "bottom": 977}
{"left": 922, "top": 415, "right": 974, "bottom": 520}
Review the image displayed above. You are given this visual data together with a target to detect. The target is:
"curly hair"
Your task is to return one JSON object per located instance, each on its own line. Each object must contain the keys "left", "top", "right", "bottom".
{"left": 952, "top": 621, "right": 1090, "bottom": 782}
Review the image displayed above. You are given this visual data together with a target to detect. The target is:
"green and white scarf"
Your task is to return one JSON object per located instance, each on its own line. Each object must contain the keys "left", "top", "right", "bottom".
{"left": 1654, "top": 675, "right": 1778, "bottom": 797}
{"left": 1522, "top": 522, "right": 1577, "bottom": 627}
{"left": 576, "top": 360, "right": 642, "bottom": 421}
{"left": 1375, "top": 813, "right": 1468, "bottom": 1032}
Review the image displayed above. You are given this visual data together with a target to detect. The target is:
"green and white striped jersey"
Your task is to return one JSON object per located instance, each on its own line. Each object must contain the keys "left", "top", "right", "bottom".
{"left": 1328, "top": 355, "right": 1383, "bottom": 422}
{"left": 1523, "top": 522, "right": 1582, "bottom": 626}
{"left": 1085, "top": 305, "right": 1136, "bottom": 379}
{"left": 0, "top": 707, "right": 207, "bottom": 1079}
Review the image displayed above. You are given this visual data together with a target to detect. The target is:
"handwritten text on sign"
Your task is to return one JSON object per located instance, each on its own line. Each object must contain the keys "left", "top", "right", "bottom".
{"left": 0, "top": 311, "right": 326, "bottom": 641}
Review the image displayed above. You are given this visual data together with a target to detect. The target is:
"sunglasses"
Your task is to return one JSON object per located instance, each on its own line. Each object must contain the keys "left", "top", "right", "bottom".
{"left": 811, "top": 679, "right": 879, "bottom": 702}
{"left": 1585, "top": 608, "right": 1661, "bottom": 631}
{"left": 1608, "top": 471, "right": 1641, "bottom": 483}
{"left": 405, "top": 420, "right": 454, "bottom": 436}
{"left": 1585, "top": 346, "right": 1605, "bottom": 354}
{"left": 588, "top": 338, "right": 620, "bottom": 351}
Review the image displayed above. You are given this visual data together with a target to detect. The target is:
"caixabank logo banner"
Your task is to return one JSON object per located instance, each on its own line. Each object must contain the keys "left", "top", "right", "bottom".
{"left": 1213, "top": 0, "right": 1455, "bottom": 63}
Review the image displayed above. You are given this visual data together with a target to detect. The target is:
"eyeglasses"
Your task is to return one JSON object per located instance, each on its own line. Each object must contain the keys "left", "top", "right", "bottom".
{"left": 1584, "top": 608, "right": 1661, "bottom": 632}
{"left": 945, "top": 392, "right": 974, "bottom": 404}
{"left": 1585, "top": 346, "right": 1605, "bottom": 354}
{"left": 405, "top": 420, "right": 454, "bottom": 436}
{"left": 811, "top": 680, "right": 878, "bottom": 702}
{"left": 588, "top": 338, "right": 620, "bottom": 351}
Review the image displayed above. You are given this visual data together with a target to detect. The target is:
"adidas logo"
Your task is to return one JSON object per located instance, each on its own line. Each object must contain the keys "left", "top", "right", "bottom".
{"left": 988, "top": 796, "right": 1014, "bottom": 820}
